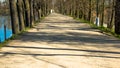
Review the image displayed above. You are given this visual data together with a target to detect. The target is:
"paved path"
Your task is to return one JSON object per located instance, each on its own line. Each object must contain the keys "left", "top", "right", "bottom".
{"left": 0, "top": 13, "right": 120, "bottom": 68}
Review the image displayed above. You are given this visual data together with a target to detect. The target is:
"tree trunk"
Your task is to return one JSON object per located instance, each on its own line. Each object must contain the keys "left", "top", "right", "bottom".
{"left": 29, "top": 0, "right": 34, "bottom": 27}
{"left": 23, "top": 0, "right": 30, "bottom": 27}
{"left": 9, "top": 0, "right": 19, "bottom": 34}
{"left": 109, "top": 0, "right": 115, "bottom": 29}
{"left": 101, "top": 0, "right": 105, "bottom": 27}
{"left": 33, "top": 0, "right": 36, "bottom": 21}
{"left": 115, "top": 0, "right": 120, "bottom": 34}
{"left": 88, "top": 0, "right": 91, "bottom": 21}
{"left": 107, "top": 0, "right": 112, "bottom": 28}
{"left": 17, "top": 0, "right": 25, "bottom": 31}
{"left": 37, "top": 9, "right": 41, "bottom": 19}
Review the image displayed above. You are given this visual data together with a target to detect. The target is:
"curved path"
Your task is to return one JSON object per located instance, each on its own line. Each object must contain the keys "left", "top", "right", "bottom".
{"left": 0, "top": 13, "right": 120, "bottom": 68}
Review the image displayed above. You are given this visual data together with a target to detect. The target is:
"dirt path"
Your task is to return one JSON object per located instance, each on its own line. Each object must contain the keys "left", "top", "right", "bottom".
{"left": 0, "top": 13, "right": 120, "bottom": 68}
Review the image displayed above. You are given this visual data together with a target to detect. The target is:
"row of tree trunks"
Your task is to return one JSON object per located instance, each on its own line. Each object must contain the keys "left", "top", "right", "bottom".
{"left": 9, "top": 0, "right": 52, "bottom": 34}
{"left": 56, "top": 0, "right": 120, "bottom": 34}
{"left": 9, "top": 0, "right": 120, "bottom": 34}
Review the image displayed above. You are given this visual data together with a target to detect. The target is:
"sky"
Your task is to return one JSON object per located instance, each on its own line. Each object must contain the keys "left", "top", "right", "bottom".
{"left": 0, "top": 0, "right": 5, "bottom": 2}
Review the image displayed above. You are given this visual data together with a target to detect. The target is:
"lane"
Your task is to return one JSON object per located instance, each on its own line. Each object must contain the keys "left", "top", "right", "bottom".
{"left": 0, "top": 13, "right": 120, "bottom": 68}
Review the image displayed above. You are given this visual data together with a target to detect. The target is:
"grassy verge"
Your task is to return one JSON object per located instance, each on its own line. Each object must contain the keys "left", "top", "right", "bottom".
{"left": 76, "top": 18, "right": 120, "bottom": 39}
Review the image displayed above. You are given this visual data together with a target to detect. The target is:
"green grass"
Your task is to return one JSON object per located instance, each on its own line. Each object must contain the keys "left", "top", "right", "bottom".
{"left": 76, "top": 18, "right": 91, "bottom": 24}
{"left": 0, "top": 40, "right": 9, "bottom": 48}
{"left": 76, "top": 18, "right": 120, "bottom": 39}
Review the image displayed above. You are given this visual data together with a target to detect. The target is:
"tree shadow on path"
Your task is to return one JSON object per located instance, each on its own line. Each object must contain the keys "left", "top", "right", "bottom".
{"left": 0, "top": 45, "right": 120, "bottom": 59}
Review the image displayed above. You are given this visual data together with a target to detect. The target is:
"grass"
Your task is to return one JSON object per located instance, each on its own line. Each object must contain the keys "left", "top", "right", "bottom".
{"left": 76, "top": 18, "right": 120, "bottom": 39}
{"left": 34, "top": 17, "right": 46, "bottom": 26}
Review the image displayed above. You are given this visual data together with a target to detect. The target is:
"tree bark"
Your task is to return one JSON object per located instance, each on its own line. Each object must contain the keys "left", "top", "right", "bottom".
{"left": 101, "top": 0, "right": 105, "bottom": 27}
{"left": 23, "top": 0, "right": 30, "bottom": 27}
{"left": 115, "top": 0, "right": 120, "bottom": 34}
{"left": 29, "top": 0, "right": 34, "bottom": 27}
{"left": 109, "top": 0, "right": 115, "bottom": 29}
{"left": 88, "top": 0, "right": 91, "bottom": 21}
{"left": 9, "top": 0, "right": 19, "bottom": 34}
{"left": 17, "top": 0, "right": 25, "bottom": 31}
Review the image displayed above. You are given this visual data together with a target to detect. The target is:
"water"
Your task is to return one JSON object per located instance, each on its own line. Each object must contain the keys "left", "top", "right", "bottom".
{"left": 0, "top": 16, "right": 12, "bottom": 43}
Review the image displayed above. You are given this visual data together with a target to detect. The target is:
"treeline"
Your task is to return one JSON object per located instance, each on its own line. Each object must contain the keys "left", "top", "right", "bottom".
{"left": 55, "top": 0, "right": 120, "bottom": 34}
{"left": 9, "top": 0, "right": 52, "bottom": 34}
{"left": 0, "top": 0, "right": 9, "bottom": 15}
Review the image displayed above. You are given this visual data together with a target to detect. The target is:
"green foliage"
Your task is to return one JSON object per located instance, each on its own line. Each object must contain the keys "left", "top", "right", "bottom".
{"left": 0, "top": 40, "right": 9, "bottom": 48}
{"left": 76, "top": 18, "right": 90, "bottom": 23}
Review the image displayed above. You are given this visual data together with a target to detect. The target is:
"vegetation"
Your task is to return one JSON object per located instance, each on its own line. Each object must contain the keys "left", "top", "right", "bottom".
{"left": 0, "top": 0, "right": 120, "bottom": 35}
{"left": 0, "top": 0, "right": 9, "bottom": 15}
{"left": 8, "top": 0, "right": 52, "bottom": 34}
{"left": 76, "top": 18, "right": 120, "bottom": 39}
{"left": 0, "top": 0, "right": 120, "bottom": 44}
{"left": 55, "top": 0, "right": 120, "bottom": 35}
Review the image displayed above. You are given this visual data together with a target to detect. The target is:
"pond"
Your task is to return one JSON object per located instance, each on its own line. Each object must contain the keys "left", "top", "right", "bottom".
{"left": 0, "top": 16, "right": 12, "bottom": 43}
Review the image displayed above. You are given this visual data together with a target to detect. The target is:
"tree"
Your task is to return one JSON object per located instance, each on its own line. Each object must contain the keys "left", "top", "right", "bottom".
{"left": 23, "top": 0, "right": 30, "bottom": 27}
{"left": 107, "top": 0, "right": 115, "bottom": 29}
{"left": 115, "top": 0, "right": 120, "bottom": 34}
{"left": 88, "top": 0, "right": 92, "bottom": 21}
{"left": 9, "top": 0, "right": 19, "bottom": 34}
{"left": 100, "top": 0, "right": 105, "bottom": 27}
{"left": 29, "top": 0, "right": 34, "bottom": 27}
{"left": 17, "top": 0, "right": 25, "bottom": 31}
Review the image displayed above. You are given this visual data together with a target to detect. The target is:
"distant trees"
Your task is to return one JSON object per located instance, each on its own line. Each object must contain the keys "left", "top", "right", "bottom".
{"left": 0, "top": 0, "right": 10, "bottom": 15}
{"left": 9, "top": 0, "right": 52, "bottom": 34}
{"left": 56, "top": 0, "right": 120, "bottom": 34}
{"left": 56, "top": 0, "right": 94, "bottom": 20}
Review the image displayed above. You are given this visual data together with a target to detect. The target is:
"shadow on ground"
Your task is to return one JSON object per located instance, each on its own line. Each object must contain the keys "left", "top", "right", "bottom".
{"left": 1, "top": 45, "right": 120, "bottom": 59}
{"left": 16, "top": 30, "right": 120, "bottom": 48}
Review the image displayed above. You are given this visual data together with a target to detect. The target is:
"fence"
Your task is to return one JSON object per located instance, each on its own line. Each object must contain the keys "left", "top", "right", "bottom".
{"left": 0, "top": 16, "right": 12, "bottom": 43}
